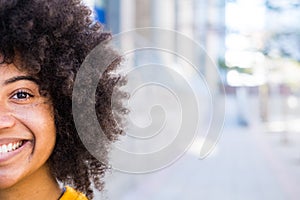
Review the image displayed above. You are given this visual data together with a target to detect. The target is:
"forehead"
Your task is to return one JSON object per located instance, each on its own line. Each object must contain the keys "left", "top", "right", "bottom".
{"left": 0, "top": 63, "right": 28, "bottom": 83}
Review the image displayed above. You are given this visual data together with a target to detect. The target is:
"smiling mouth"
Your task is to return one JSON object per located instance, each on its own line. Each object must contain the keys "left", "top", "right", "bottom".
{"left": 0, "top": 140, "right": 24, "bottom": 154}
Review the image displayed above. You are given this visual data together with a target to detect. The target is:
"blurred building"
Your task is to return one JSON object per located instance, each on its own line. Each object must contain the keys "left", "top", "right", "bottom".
{"left": 85, "top": 0, "right": 226, "bottom": 92}
{"left": 82, "top": 1, "right": 300, "bottom": 199}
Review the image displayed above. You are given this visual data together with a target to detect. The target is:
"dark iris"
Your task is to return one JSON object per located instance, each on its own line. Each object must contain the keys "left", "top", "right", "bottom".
{"left": 16, "top": 91, "right": 33, "bottom": 99}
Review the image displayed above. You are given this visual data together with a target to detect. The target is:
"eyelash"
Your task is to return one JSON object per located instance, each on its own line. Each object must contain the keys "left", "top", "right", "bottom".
{"left": 11, "top": 90, "right": 34, "bottom": 101}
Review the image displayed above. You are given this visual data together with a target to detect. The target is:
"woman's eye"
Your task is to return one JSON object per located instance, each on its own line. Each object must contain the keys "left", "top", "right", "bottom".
{"left": 11, "top": 91, "right": 34, "bottom": 100}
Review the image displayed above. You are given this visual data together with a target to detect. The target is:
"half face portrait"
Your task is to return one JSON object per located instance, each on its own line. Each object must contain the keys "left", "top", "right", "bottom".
{"left": 0, "top": 62, "right": 56, "bottom": 189}
{"left": 0, "top": 0, "right": 126, "bottom": 199}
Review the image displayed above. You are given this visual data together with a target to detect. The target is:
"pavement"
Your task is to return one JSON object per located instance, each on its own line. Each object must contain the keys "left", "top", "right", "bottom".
{"left": 95, "top": 94, "right": 300, "bottom": 200}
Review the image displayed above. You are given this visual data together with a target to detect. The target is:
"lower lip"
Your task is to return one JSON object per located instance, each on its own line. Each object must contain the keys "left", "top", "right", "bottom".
{"left": 0, "top": 140, "right": 30, "bottom": 164}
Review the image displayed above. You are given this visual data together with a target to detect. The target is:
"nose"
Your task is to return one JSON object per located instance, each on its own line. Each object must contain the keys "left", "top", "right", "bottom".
{"left": 0, "top": 107, "right": 16, "bottom": 129}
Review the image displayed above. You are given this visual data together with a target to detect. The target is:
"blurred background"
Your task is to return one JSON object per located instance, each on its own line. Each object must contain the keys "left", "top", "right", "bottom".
{"left": 84, "top": 0, "right": 300, "bottom": 199}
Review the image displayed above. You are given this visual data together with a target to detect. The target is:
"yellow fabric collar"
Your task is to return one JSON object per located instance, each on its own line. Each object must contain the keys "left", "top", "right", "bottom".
{"left": 59, "top": 186, "right": 88, "bottom": 200}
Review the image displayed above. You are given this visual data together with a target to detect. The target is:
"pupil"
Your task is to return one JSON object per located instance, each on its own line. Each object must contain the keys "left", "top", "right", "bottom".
{"left": 18, "top": 92, "right": 27, "bottom": 99}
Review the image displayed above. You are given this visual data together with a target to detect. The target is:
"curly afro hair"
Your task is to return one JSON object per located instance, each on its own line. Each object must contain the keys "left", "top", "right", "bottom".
{"left": 0, "top": 0, "right": 126, "bottom": 199}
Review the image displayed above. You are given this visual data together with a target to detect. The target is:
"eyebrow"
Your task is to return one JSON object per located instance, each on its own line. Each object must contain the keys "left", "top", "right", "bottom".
{"left": 3, "top": 75, "right": 39, "bottom": 86}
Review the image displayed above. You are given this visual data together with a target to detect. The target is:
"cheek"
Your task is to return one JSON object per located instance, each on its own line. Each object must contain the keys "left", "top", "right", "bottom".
{"left": 34, "top": 104, "right": 56, "bottom": 139}
{"left": 15, "top": 103, "right": 56, "bottom": 149}
{"left": 28, "top": 105, "right": 57, "bottom": 164}
{"left": 16, "top": 102, "right": 55, "bottom": 124}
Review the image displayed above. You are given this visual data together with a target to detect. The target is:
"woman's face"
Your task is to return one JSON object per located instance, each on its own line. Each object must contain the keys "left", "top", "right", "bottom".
{"left": 0, "top": 62, "right": 56, "bottom": 189}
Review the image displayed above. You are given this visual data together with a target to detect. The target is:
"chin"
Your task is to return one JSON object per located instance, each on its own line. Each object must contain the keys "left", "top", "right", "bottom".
{"left": 0, "top": 169, "right": 26, "bottom": 190}
{"left": 0, "top": 177, "right": 18, "bottom": 190}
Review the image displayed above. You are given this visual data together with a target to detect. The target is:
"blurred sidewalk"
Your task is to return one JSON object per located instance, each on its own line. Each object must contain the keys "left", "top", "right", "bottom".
{"left": 98, "top": 95, "right": 300, "bottom": 200}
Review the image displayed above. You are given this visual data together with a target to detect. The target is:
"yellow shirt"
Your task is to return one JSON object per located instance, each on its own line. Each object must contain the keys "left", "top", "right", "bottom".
{"left": 59, "top": 186, "right": 88, "bottom": 200}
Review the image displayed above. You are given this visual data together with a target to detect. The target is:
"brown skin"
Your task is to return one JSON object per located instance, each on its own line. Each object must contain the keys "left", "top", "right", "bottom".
{"left": 0, "top": 165, "right": 61, "bottom": 200}
{"left": 0, "top": 63, "right": 60, "bottom": 199}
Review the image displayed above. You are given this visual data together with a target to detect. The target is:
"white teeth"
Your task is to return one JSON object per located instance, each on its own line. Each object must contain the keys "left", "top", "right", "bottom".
{"left": 0, "top": 141, "right": 23, "bottom": 154}
{"left": 2, "top": 145, "right": 7, "bottom": 153}
{"left": 7, "top": 143, "right": 12, "bottom": 151}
